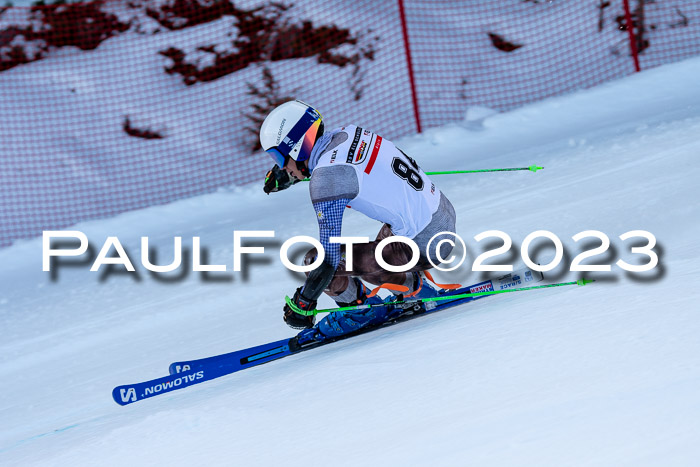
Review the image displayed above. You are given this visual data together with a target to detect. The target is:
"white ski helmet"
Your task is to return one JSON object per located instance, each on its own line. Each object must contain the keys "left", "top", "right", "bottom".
{"left": 260, "top": 100, "right": 323, "bottom": 168}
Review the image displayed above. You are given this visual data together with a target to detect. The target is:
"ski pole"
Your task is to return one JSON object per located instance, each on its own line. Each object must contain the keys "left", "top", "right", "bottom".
{"left": 286, "top": 278, "right": 593, "bottom": 316}
{"left": 301, "top": 165, "right": 543, "bottom": 182}
{"left": 426, "top": 165, "right": 544, "bottom": 175}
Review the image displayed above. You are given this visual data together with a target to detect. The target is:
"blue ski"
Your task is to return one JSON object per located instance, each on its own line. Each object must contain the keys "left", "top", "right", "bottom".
{"left": 112, "top": 270, "right": 542, "bottom": 406}
{"left": 112, "top": 338, "right": 292, "bottom": 406}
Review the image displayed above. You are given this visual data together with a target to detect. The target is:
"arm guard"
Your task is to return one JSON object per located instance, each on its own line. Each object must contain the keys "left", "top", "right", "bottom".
{"left": 300, "top": 260, "right": 336, "bottom": 302}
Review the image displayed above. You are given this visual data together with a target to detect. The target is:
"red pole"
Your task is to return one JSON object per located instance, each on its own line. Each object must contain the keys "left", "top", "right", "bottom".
{"left": 623, "top": 0, "right": 641, "bottom": 72}
{"left": 397, "top": 0, "right": 422, "bottom": 133}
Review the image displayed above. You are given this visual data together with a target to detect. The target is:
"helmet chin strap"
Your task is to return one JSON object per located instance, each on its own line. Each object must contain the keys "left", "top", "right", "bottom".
{"left": 295, "top": 122, "right": 322, "bottom": 179}
{"left": 296, "top": 159, "right": 311, "bottom": 178}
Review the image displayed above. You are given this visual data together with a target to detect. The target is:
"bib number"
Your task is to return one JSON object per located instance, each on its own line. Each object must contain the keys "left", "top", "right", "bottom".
{"left": 391, "top": 156, "right": 424, "bottom": 191}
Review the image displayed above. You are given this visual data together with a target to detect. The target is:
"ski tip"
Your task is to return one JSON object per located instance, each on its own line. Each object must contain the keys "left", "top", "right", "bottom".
{"left": 529, "top": 165, "right": 544, "bottom": 172}
{"left": 576, "top": 278, "right": 595, "bottom": 286}
{"left": 112, "top": 386, "right": 133, "bottom": 406}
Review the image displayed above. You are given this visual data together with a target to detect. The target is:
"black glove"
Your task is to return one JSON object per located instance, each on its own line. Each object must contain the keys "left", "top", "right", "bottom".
{"left": 264, "top": 164, "right": 301, "bottom": 194}
{"left": 283, "top": 287, "right": 317, "bottom": 329}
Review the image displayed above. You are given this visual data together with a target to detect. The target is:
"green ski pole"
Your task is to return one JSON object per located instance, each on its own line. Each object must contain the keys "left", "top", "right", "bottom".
{"left": 301, "top": 165, "right": 543, "bottom": 182}
{"left": 286, "top": 278, "right": 594, "bottom": 316}
{"left": 426, "top": 165, "right": 544, "bottom": 175}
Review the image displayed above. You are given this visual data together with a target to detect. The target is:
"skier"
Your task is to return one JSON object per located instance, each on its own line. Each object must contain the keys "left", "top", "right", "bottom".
{"left": 260, "top": 100, "right": 457, "bottom": 343}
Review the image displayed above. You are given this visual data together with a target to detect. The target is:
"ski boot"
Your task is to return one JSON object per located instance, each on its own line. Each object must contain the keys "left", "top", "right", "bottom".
{"left": 292, "top": 278, "right": 391, "bottom": 348}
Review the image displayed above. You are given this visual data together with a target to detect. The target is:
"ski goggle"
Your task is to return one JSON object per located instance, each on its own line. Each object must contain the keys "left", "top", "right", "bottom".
{"left": 265, "top": 107, "right": 322, "bottom": 166}
{"left": 266, "top": 147, "right": 288, "bottom": 168}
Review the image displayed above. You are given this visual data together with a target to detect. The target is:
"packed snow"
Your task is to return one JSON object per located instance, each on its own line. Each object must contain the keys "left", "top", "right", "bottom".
{"left": 1, "top": 54, "right": 700, "bottom": 466}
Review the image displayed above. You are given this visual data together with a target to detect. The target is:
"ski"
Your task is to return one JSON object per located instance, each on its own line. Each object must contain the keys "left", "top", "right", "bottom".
{"left": 112, "top": 338, "right": 292, "bottom": 406}
{"left": 112, "top": 270, "right": 543, "bottom": 406}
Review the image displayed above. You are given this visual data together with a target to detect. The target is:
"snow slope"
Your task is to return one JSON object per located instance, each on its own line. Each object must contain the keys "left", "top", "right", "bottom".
{"left": 1, "top": 55, "right": 700, "bottom": 465}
